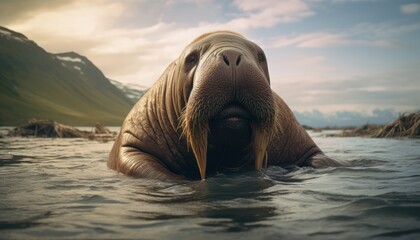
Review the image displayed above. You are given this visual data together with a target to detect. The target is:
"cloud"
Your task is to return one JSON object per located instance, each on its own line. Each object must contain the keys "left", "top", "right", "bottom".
{"left": 297, "top": 55, "right": 328, "bottom": 65}
{"left": 267, "top": 20, "right": 420, "bottom": 49}
{"left": 273, "top": 68, "right": 420, "bottom": 113}
{"left": 5, "top": 0, "right": 317, "bottom": 86}
{"left": 269, "top": 32, "right": 348, "bottom": 48}
{"left": 5, "top": 1, "right": 188, "bottom": 85}
{"left": 401, "top": 3, "right": 420, "bottom": 14}
{"left": 0, "top": 0, "right": 69, "bottom": 25}
{"left": 8, "top": 1, "right": 127, "bottom": 38}
{"left": 2, "top": 0, "right": 419, "bottom": 116}
{"left": 268, "top": 32, "right": 396, "bottom": 49}
{"left": 350, "top": 22, "right": 420, "bottom": 38}
{"left": 232, "top": 0, "right": 314, "bottom": 28}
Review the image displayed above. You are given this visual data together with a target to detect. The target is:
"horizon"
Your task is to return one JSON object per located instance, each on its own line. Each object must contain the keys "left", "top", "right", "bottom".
{"left": 1, "top": 0, "right": 419, "bottom": 117}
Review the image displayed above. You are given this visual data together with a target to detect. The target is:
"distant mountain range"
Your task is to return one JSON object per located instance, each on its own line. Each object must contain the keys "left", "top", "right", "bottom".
{"left": 294, "top": 109, "right": 399, "bottom": 128}
{"left": 0, "top": 26, "right": 145, "bottom": 126}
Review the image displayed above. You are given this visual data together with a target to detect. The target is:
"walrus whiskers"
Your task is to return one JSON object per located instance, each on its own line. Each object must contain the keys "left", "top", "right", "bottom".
{"left": 180, "top": 97, "right": 282, "bottom": 179}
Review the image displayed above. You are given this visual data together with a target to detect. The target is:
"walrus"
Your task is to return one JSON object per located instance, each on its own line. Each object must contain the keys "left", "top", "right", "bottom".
{"left": 108, "top": 31, "right": 344, "bottom": 181}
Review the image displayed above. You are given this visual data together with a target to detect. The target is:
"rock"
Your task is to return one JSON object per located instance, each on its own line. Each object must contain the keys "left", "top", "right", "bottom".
{"left": 8, "top": 118, "right": 117, "bottom": 141}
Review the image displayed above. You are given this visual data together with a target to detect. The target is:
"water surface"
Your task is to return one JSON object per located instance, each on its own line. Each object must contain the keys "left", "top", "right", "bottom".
{"left": 1, "top": 130, "right": 419, "bottom": 239}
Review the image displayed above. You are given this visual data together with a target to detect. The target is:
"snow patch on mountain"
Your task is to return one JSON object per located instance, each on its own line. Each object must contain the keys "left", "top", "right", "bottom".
{"left": 109, "top": 80, "right": 147, "bottom": 104}
{"left": 56, "top": 55, "right": 86, "bottom": 64}
{"left": 0, "top": 27, "right": 29, "bottom": 43}
{"left": 0, "top": 29, "right": 11, "bottom": 35}
{"left": 73, "top": 66, "right": 84, "bottom": 75}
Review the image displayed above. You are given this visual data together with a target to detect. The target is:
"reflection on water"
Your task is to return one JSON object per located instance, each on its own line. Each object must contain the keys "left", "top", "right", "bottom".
{"left": 0, "top": 130, "right": 419, "bottom": 239}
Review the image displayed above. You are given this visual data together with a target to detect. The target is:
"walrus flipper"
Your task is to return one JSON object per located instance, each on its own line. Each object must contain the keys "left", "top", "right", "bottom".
{"left": 117, "top": 147, "right": 183, "bottom": 181}
{"left": 108, "top": 132, "right": 184, "bottom": 181}
{"left": 306, "top": 153, "right": 349, "bottom": 168}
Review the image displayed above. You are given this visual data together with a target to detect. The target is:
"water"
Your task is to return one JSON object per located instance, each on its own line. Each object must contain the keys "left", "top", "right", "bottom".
{"left": 1, "top": 129, "right": 419, "bottom": 239}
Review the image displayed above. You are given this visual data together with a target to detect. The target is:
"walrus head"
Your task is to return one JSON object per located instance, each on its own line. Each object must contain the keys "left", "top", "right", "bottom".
{"left": 178, "top": 31, "right": 280, "bottom": 180}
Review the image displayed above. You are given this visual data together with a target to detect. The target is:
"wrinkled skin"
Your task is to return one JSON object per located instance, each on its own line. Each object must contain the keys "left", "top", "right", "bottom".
{"left": 108, "top": 31, "right": 345, "bottom": 181}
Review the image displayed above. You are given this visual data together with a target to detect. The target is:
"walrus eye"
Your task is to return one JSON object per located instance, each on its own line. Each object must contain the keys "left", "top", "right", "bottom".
{"left": 185, "top": 51, "right": 199, "bottom": 67}
{"left": 257, "top": 52, "right": 266, "bottom": 63}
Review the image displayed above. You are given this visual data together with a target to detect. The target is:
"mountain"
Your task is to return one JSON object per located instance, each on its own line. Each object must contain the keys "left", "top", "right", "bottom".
{"left": 109, "top": 79, "right": 147, "bottom": 104}
{"left": 293, "top": 109, "right": 399, "bottom": 128}
{"left": 0, "top": 26, "right": 134, "bottom": 126}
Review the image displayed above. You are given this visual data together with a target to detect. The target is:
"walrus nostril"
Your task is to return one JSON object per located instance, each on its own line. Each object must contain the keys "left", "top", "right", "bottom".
{"left": 236, "top": 55, "right": 241, "bottom": 66}
{"left": 222, "top": 54, "right": 230, "bottom": 66}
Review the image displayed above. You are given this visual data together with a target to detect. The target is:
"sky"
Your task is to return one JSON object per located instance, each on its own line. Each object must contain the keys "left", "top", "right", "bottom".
{"left": 1, "top": 0, "right": 420, "bottom": 115}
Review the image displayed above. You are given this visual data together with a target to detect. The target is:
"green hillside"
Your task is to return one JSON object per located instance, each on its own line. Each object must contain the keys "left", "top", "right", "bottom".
{"left": 0, "top": 26, "right": 135, "bottom": 126}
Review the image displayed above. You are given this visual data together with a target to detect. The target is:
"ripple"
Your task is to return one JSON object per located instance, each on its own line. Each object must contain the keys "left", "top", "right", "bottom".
{"left": 1, "top": 136, "right": 420, "bottom": 239}
{"left": 74, "top": 194, "right": 126, "bottom": 204}
{"left": 372, "top": 228, "right": 420, "bottom": 238}
{"left": 308, "top": 230, "right": 347, "bottom": 237}
{"left": 364, "top": 206, "right": 420, "bottom": 219}
{"left": 0, "top": 211, "right": 52, "bottom": 230}
{"left": 0, "top": 154, "right": 38, "bottom": 166}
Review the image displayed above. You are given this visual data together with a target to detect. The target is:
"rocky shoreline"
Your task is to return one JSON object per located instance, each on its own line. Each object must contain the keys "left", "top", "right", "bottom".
{"left": 3, "top": 112, "right": 419, "bottom": 140}
{"left": 6, "top": 118, "right": 117, "bottom": 142}
{"left": 325, "top": 112, "right": 420, "bottom": 138}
